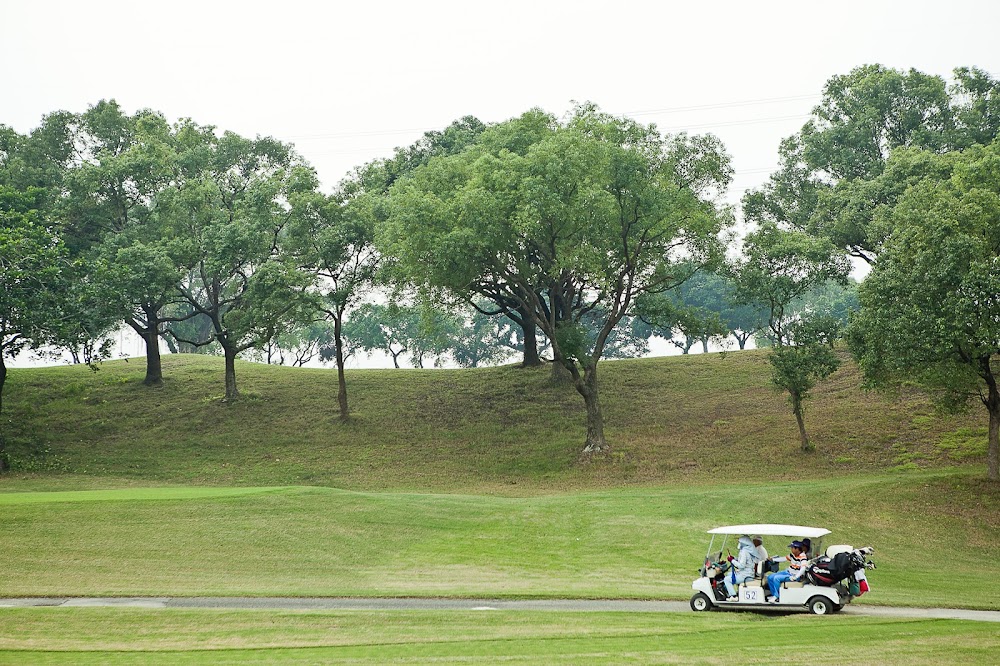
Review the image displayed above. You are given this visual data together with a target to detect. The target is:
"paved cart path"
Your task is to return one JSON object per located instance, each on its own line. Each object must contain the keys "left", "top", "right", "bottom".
{"left": 2, "top": 597, "right": 998, "bottom": 622}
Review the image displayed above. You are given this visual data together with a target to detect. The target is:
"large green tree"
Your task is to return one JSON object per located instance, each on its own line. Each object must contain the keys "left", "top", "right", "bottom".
{"left": 42, "top": 100, "right": 192, "bottom": 385}
{"left": 380, "top": 110, "right": 562, "bottom": 370}
{"left": 746, "top": 65, "right": 999, "bottom": 264}
{"left": 1, "top": 119, "right": 119, "bottom": 459}
{"left": 384, "top": 105, "right": 731, "bottom": 454}
{"left": 1, "top": 114, "right": 123, "bottom": 372}
{"left": 848, "top": 140, "right": 1000, "bottom": 480}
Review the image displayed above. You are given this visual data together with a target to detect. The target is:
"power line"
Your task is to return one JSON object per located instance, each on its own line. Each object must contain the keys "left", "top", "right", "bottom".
{"left": 283, "top": 94, "right": 821, "bottom": 142}
{"left": 624, "top": 93, "right": 820, "bottom": 117}
{"left": 299, "top": 114, "right": 812, "bottom": 158}
{"left": 655, "top": 114, "right": 810, "bottom": 134}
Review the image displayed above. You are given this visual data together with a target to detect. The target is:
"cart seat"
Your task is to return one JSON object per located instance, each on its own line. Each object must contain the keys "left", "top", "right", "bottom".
{"left": 756, "top": 560, "right": 778, "bottom": 578}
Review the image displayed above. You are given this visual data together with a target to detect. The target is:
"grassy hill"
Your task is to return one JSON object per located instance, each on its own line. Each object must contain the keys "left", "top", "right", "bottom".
{"left": 1, "top": 349, "right": 989, "bottom": 491}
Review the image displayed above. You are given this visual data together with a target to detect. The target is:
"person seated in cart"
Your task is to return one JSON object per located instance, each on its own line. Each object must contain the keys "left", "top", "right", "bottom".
{"left": 722, "top": 535, "right": 761, "bottom": 601}
{"left": 767, "top": 540, "right": 809, "bottom": 602}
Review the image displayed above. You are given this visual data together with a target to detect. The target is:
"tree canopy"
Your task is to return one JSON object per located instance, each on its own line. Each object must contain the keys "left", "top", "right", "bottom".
{"left": 848, "top": 139, "right": 1000, "bottom": 479}
{"left": 383, "top": 103, "right": 732, "bottom": 453}
{"left": 745, "top": 65, "right": 1000, "bottom": 264}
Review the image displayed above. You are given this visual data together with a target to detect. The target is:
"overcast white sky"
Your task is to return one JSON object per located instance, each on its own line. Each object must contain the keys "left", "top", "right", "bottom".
{"left": 4, "top": 0, "right": 999, "bottom": 366}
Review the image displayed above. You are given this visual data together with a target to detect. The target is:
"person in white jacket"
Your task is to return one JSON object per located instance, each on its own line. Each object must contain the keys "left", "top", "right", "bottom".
{"left": 723, "top": 535, "right": 761, "bottom": 601}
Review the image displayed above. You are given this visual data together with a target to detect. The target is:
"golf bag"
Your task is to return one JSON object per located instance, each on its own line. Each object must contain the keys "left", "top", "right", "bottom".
{"left": 806, "top": 548, "right": 874, "bottom": 587}
{"left": 805, "top": 552, "right": 853, "bottom": 586}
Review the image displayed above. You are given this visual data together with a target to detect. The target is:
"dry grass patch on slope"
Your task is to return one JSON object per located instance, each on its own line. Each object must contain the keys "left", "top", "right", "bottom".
{"left": 3, "top": 350, "right": 987, "bottom": 491}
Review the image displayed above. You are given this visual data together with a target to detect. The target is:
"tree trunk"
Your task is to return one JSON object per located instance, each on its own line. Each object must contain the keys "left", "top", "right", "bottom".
{"left": 792, "top": 393, "right": 812, "bottom": 452}
{"left": 520, "top": 316, "right": 542, "bottom": 368}
{"left": 142, "top": 327, "right": 163, "bottom": 386}
{"left": 0, "top": 356, "right": 6, "bottom": 463}
{"left": 128, "top": 310, "right": 165, "bottom": 386}
{"left": 0, "top": 355, "right": 8, "bottom": 471}
{"left": 223, "top": 346, "right": 239, "bottom": 400}
{"left": 576, "top": 363, "right": 609, "bottom": 455}
{"left": 989, "top": 406, "right": 999, "bottom": 482}
{"left": 334, "top": 316, "right": 349, "bottom": 421}
{"left": 0, "top": 354, "right": 6, "bottom": 417}
{"left": 986, "top": 371, "right": 999, "bottom": 481}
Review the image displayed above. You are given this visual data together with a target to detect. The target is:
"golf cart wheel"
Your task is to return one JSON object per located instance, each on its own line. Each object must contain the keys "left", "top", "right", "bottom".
{"left": 808, "top": 596, "right": 832, "bottom": 615}
{"left": 690, "top": 593, "right": 713, "bottom": 612}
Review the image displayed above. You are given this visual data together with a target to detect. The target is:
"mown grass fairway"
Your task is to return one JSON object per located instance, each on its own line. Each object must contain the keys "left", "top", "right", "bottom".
{"left": 0, "top": 609, "right": 997, "bottom": 664}
{"left": 1, "top": 472, "right": 997, "bottom": 608}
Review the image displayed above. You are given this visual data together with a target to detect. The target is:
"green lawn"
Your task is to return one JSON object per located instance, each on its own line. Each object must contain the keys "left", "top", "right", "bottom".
{"left": 1, "top": 470, "right": 996, "bottom": 608}
{"left": 0, "top": 609, "right": 996, "bottom": 664}
{"left": 2, "top": 354, "right": 997, "bottom": 661}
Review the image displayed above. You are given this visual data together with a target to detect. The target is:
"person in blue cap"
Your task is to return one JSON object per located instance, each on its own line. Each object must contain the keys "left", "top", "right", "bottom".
{"left": 767, "top": 540, "right": 809, "bottom": 602}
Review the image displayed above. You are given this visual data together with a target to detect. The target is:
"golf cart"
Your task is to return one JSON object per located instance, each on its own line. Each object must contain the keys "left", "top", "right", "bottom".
{"left": 690, "top": 524, "right": 875, "bottom": 615}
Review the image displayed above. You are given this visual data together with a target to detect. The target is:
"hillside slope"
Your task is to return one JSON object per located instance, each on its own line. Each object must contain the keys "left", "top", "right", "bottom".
{"left": 3, "top": 350, "right": 988, "bottom": 491}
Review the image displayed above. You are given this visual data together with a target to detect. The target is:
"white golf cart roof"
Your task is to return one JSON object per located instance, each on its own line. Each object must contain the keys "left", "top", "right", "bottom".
{"left": 707, "top": 524, "right": 831, "bottom": 538}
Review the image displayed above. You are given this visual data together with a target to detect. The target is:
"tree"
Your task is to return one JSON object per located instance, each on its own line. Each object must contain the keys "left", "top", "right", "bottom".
{"left": 55, "top": 100, "right": 192, "bottom": 385}
{"left": 283, "top": 116, "right": 488, "bottom": 419}
{"left": 165, "top": 130, "right": 317, "bottom": 400}
{"left": 769, "top": 320, "right": 842, "bottom": 452}
{"left": 0, "top": 187, "right": 114, "bottom": 468}
{"left": 636, "top": 271, "right": 729, "bottom": 354}
{"left": 445, "top": 307, "right": 516, "bottom": 369}
{"left": 745, "top": 65, "right": 999, "bottom": 265}
{"left": 384, "top": 104, "right": 731, "bottom": 454}
{"left": 344, "top": 302, "right": 443, "bottom": 369}
{"left": 380, "top": 110, "right": 562, "bottom": 370}
{"left": 732, "top": 224, "right": 850, "bottom": 451}
{"left": 289, "top": 167, "right": 379, "bottom": 419}
{"left": 1, "top": 114, "right": 122, "bottom": 376}
{"left": 1, "top": 119, "right": 120, "bottom": 466}
{"left": 848, "top": 140, "right": 1000, "bottom": 480}
{"left": 367, "top": 115, "right": 550, "bottom": 368}
{"left": 951, "top": 67, "right": 1000, "bottom": 149}
{"left": 0, "top": 188, "right": 66, "bottom": 416}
